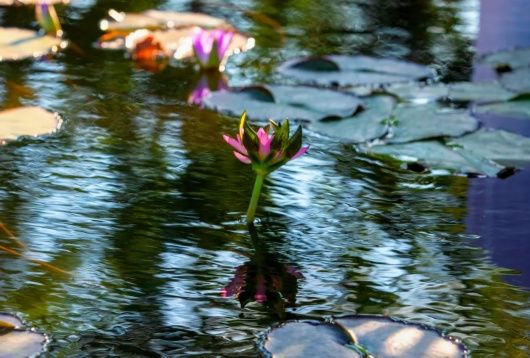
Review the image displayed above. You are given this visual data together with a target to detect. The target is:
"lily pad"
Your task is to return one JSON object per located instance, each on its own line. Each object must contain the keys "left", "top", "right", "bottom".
{"left": 100, "top": 9, "right": 230, "bottom": 32}
{"left": 366, "top": 141, "right": 504, "bottom": 177}
{"left": 262, "top": 321, "right": 360, "bottom": 358}
{"left": 481, "top": 48, "right": 530, "bottom": 71}
{"left": 0, "top": 330, "right": 48, "bottom": 358}
{"left": 388, "top": 104, "right": 478, "bottom": 143}
{"left": 203, "top": 85, "right": 363, "bottom": 122}
{"left": 278, "top": 55, "right": 432, "bottom": 87}
{"left": 499, "top": 68, "right": 530, "bottom": 94}
{"left": 335, "top": 316, "right": 466, "bottom": 358}
{"left": 0, "top": 28, "right": 65, "bottom": 62}
{"left": 448, "top": 128, "right": 530, "bottom": 166}
{"left": 0, "top": 106, "right": 62, "bottom": 144}
{"left": 312, "top": 95, "right": 395, "bottom": 143}
{"left": 475, "top": 97, "right": 530, "bottom": 119}
{"left": 260, "top": 317, "right": 466, "bottom": 358}
{"left": 448, "top": 82, "right": 517, "bottom": 102}
{"left": 385, "top": 83, "right": 448, "bottom": 103}
{"left": 0, "top": 313, "right": 24, "bottom": 330}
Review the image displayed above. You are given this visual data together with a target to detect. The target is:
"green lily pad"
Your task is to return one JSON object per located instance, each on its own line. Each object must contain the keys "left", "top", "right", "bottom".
{"left": 262, "top": 321, "right": 360, "bottom": 358}
{"left": 0, "top": 106, "right": 63, "bottom": 145}
{"left": 448, "top": 82, "right": 517, "bottom": 102}
{"left": 499, "top": 68, "right": 530, "bottom": 94}
{"left": 0, "top": 313, "right": 24, "bottom": 330}
{"left": 366, "top": 141, "right": 503, "bottom": 176}
{"left": 481, "top": 48, "right": 530, "bottom": 71}
{"left": 100, "top": 9, "right": 230, "bottom": 32}
{"left": 278, "top": 55, "right": 432, "bottom": 87}
{"left": 0, "top": 330, "right": 48, "bottom": 358}
{"left": 385, "top": 82, "right": 448, "bottom": 103}
{"left": 448, "top": 128, "right": 530, "bottom": 166}
{"left": 203, "top": 85, "right": 363, "bottom": 122}
{"left": 475, "top": 98, "right": 530, "bottom": 119}
{"left": 335, "top": 316, "right": 466, "bottom": 358}
{"left": 261, "top": 317, "right": 466, "bottom": 358}
{"left": 388, "top": 104, "right": 478, "bottom": 143}
{"left": 0, "top": 28, "right": 65, "bottom": 62}
{"left": 311, "top": 95, "right": 395, "bottom": 143}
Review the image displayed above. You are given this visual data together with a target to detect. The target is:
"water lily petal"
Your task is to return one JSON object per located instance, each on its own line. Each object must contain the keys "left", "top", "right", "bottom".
{"left": 233, "top": 151, "right": 251, "bottom": 164}
{"left": 291, "top": 146, "right": 309, "bottom": 160}
{"left": 216, "top": 30, "right": 234, "bottom": 59}
{"left": 223, "top": 134, "right": 248, "bottom": 155}
{"left": 192, "top": 28, "right": 212, "bottom": 64}
{"left": 257, "top": 127, "right": 273, "bottom": 158}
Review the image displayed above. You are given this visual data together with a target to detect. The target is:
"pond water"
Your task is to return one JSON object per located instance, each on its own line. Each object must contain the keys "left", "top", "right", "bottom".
{"left": 0, "top": 0, "right": 529, "bottom": 357}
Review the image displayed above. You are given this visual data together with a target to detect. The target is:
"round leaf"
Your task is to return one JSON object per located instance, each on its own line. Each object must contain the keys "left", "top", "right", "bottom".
{"left": 0, "top": 28, "right": 64, "bottom": 62}
{"left": 0, "top": 106, "right": 62, "bottom": 144}
{"left": 0, "top": 330, "right": 48, "bottom": 358}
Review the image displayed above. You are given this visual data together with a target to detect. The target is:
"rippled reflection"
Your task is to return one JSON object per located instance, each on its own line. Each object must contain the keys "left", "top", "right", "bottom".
{"left": 0, "top": 0, "right": 529, "bottom": 357}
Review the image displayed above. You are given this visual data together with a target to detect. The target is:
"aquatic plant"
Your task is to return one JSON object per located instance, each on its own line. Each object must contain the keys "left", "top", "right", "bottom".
{"left": 35, "top": 0, "right": 62, "bottom": 37}
{"left": 187, "top": 73, "right": 228, "bottom": 106}
{"left": 192, "top": 27, "right": 234, "bottom": 70}
{"left": 223, "top": 112, "right": 309, "bottom": 224}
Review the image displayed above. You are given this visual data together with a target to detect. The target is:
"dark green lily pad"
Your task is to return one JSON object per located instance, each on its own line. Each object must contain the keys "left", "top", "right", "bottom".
{"left": 475, "top": 98, "right": 530, "bottom": 119}
{"left": 481, "top": 48, "right": 530, "bottom": 71}
{"left": 203, "top": 85, "right": 363, "bottom": 122}
{"left": 385, "top": 82, "right": 448, "bottom": 103}
{"left": 311, "top": 95, "right": 395, "bottom": 143}
{"left": 0, "top": 330, "right": 48, "bottom": 358}
{"left": 0, "top": 313, "right": 24, "bottom": 330}
{"left": 262, "top": 321, "right": 360, "bottom": 358}
{"left": 499, "top": 68, "right": 530, "bottom": 94}
{"left": 335, "top": 316, "right": 466, "bottom": 358}
{"left": 448, "top": 128, "right": 530, "bottom": 166}
{"left": 448, "top": 82, "right": 517, "bottom": 102}
{"left": 388, "top": 104, "right": 478, "bottom": 143}
{"left": 366, "top": 141, "right": 503, "bottom": 176}
{"left": 278, "top": 55, "right": 432, "bottom": 87}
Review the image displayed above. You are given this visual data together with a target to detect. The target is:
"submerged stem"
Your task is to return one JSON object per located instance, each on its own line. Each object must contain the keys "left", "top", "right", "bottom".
{"left": 246, "top": 174, "right": 265, "bottom": 225}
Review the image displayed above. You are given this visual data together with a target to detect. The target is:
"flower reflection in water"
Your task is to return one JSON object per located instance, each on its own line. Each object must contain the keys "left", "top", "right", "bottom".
{"left": 187, "top": 72, "right": 228, "bottom": 106}
{"left": 222, "top": 228, "right": 303, "bottom": 317}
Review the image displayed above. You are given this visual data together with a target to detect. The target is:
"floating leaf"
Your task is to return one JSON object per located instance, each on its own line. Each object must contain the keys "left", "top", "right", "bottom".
{"left": 0, "top": 330, "right": 48, "bottom": 358}
{"left": 0, "top": 28, "right": 65, "bottom": 62}
{"left": 335, "top": 316, "right": 466, "bottom": 358}
{"left": 448, "top": 82, "right": 517, "bottom": 102}
{"left": 278, "top": 55, "right": 432, "bottom": 87}
{"left": 260, "top": 317, "right": 466, "bottom": 358}
{"left": 475, "top": 97, "right": 530, "bottom": 119}
{"left": 385, "top": 82, "right": 448, "bottom": 103}
{"left": 100, "top": 9, "right": 230, "bottom": 32}
{"left": 388, "top": 104, "right": 478, "bottom": 143}
{"left": 203, "top": 85, "right": 363, "bottom": 122}
{"left": 481, "top": 47, "right": 530, "bottom": 71}
{"left": 499, "top": 68, "right": 530, "bottom": 94}
{"left": 0, "top": 313, "right": 23, "bottom": 330}
{"left": 262, "top": 321, "right": 360, "bottom": 358}
{"left": 448, "top": 128, "right": 530, "bottom": 166}
{"left": 0, "top": 106, "right": 62, "bottom": 144}
{"left": 311, "top": 95, "right": 395, "bottom": 143}
{"left": 366, "top": 141, "right": 504, "bottom": 176}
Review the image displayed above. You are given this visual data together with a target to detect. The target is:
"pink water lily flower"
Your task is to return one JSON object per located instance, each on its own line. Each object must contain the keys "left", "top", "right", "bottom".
{"left": 223, "top": 112, "right": 309, "bottom": 175}
{"left": 192, "top": 27, "right": 234, "bottom": 70}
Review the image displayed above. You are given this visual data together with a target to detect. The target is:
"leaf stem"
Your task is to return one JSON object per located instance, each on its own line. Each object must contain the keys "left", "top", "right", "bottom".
{"left": 246, "top": 174, "right": 265, "bottom": 225}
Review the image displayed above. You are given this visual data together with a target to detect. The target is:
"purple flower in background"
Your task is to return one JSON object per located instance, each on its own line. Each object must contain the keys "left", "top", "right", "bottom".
{"left": 192, "top": 27, "right": 234, "bottom": 70}
{"left": 187, "top": 73, "right": 228, "bottom": 106}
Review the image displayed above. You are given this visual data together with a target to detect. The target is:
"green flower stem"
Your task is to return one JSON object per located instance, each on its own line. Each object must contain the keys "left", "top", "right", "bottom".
{"left": 246, "top": 174, "right": 265, "bottom": 225}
